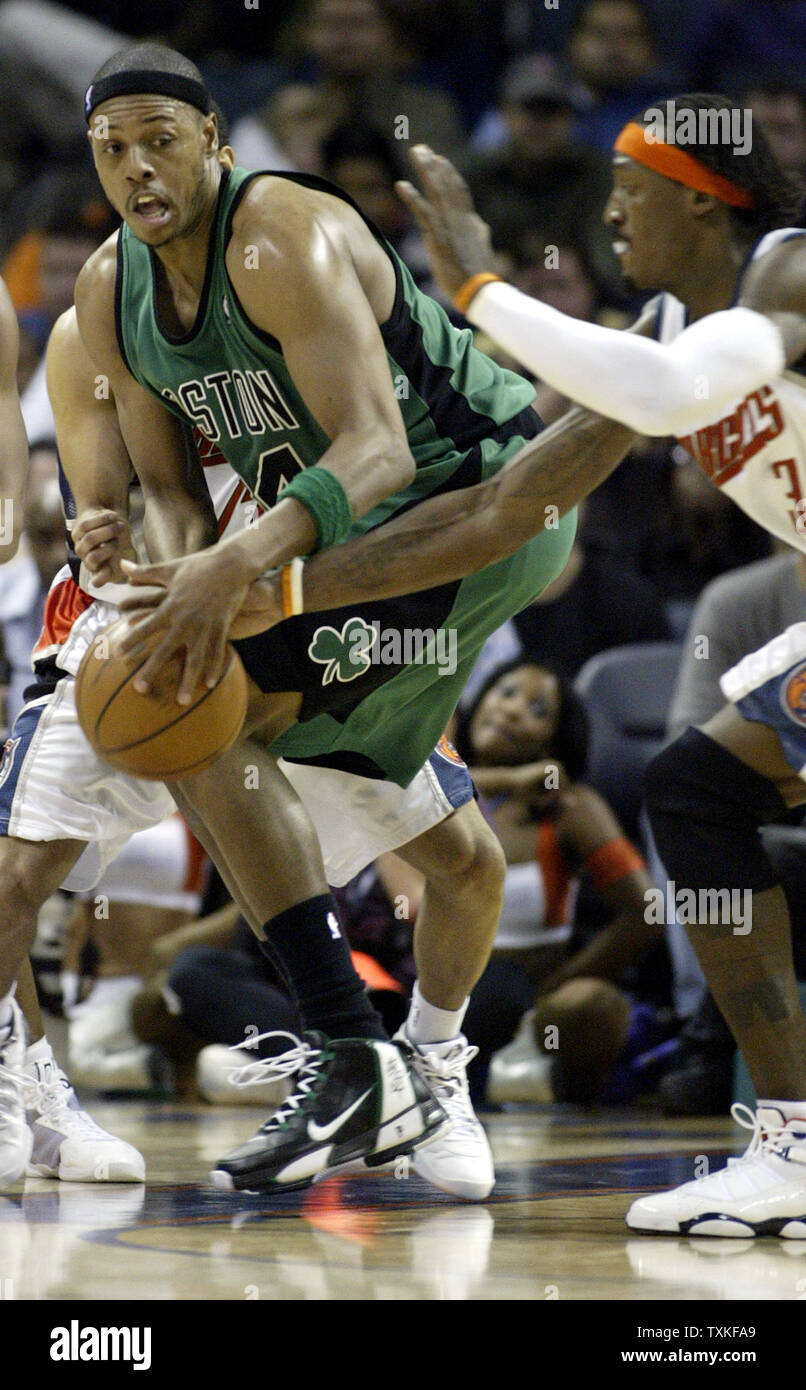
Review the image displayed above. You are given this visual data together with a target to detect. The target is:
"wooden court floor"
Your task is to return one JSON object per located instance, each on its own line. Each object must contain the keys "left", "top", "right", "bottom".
{"left": 3, "top": 1102, "right": 805, "bottom": 1301}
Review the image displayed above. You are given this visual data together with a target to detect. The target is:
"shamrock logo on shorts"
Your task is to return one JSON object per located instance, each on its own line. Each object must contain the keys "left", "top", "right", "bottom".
{"left": 308, "top": 617, "right": 377, "bottom": 685}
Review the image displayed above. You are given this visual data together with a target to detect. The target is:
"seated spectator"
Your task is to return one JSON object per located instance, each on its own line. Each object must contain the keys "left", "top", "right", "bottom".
{"left": 668, "top": 551, "right": 806, "bottom": 742}
{"left": 321, "top": 120, "right": 437, "bottom": 295}
{"left": 475, "top": 226, "right": 630, "bottom": 410}
{"left": 743, "top": 80, "right": 806, "bottom": 178}
{"left": 565, "top": 0, "right": 680, "bottom": 152}
{"left": 3, "top": 192, "right": 119, "bottom": 354}
{"left": 462, "top": 54, "right": 620, "bottom": 300}
{"left": 453, "top": 659, "right": 668, "bottom": 1105}
{"left": 230, "top": 83, "right": 345, "bottom": 175}
{"left": 274, "top": 0, "right": 467, "bottom": 156}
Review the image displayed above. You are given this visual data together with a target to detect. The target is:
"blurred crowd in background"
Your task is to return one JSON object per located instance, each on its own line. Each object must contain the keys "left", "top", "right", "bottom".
{"left": 4, "top": 0, "right": 806, "bottom": 1120}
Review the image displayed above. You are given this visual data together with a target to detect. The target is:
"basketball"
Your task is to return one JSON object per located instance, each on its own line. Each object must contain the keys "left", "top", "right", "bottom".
{"left": 74, "top": 613, "right": 249, "bottom": 779}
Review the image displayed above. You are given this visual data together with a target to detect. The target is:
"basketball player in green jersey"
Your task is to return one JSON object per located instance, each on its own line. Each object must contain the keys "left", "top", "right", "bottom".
{"left": 74, "top": 44, "right": 634, "bottom": 1198}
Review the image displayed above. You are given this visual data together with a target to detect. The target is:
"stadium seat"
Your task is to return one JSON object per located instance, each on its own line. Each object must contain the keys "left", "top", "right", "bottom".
{"left": 573, "top": 642, "right": 683, "bottom": 834}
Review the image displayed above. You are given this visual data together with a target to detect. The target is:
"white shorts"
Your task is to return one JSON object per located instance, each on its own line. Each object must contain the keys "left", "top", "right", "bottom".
{"left": 0, "top": 606, "right": 473, "bottom": 892}
{"left": 277, "top": 740, "right": 472, "bottom": 886}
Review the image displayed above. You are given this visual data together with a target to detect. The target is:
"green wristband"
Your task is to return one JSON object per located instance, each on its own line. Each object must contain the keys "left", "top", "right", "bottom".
{"left": 281, "top": 467, "right": 353, "bottom": 551}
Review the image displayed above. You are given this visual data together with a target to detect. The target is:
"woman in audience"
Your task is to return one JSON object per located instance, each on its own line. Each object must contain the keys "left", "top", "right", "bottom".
{"left": 455, "top": 658, "right": 669, "bottom": 1105}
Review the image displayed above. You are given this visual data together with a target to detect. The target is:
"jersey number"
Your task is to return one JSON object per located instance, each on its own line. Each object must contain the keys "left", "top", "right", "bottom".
{"left": 771, "top": 457, "right": 806, "bottom": 531}
{"left": 254, "top": 444, "right": 305, "bottom": 509}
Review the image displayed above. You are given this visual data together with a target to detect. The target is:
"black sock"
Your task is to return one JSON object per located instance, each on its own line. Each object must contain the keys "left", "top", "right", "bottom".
{"left": 260, "top": 894, "right": 387, "bottom": 1041}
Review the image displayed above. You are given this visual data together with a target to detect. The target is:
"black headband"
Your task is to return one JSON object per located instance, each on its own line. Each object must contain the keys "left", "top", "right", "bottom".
{"left": 85, "top": 70, "right": 211, "bottom": 122}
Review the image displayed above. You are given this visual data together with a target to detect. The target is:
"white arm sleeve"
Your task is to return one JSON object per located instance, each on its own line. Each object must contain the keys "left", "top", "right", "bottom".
{"left": 469, "top": 282, "right": 786, "bottom": 437}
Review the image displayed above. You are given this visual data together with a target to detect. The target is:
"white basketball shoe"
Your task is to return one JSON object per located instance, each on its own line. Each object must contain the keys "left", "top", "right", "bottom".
{"left": 25, "top": 1052, "right": 145, "bottom": 1182}
{"left": 394, "top": 1028, "right": 495, "bottom": 1200}
{"left": 0, "top": 1000, "right": 32, "bottom": 1186}
{"left": 627, "top": 1102, "right": 806, "bottom": 1238}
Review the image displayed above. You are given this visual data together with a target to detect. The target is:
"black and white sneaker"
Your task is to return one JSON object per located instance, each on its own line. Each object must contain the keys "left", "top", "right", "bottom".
{"left": 210, "top": 1031, "right": 446, "bottom": 1193}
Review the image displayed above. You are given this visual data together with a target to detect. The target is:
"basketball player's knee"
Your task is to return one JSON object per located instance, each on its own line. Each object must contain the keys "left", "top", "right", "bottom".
{"left": 644, "top": 727, "right": 784, "bottom": 895}
{"left": 442, "top": 819, "right": 507, "bottom": 903}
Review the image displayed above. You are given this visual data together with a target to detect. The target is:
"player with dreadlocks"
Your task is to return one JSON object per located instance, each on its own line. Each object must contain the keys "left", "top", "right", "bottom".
{"left": 284, "top": 92, "right": 806, "bottom": 1238}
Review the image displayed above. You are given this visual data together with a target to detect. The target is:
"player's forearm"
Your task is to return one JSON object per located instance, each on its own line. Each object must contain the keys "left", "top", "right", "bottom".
{"left": 471, "top": 766, "right": 523, "bottom": 796}
{"left": 537, "top": 912, "right": 662, "bottom": 995}
{"left": 142, "top": 489, "right": 217, "bottom": 562}
{"left": 469, "top": 283, "right": 785, "bottom": 436}
{"left": 299, "top": 407, "right": 635, "bottom": 607}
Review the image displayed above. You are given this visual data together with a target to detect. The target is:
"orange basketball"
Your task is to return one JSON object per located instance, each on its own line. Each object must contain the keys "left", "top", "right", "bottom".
{"left": 75, "top": 614, "right": 248, "bottom": 779}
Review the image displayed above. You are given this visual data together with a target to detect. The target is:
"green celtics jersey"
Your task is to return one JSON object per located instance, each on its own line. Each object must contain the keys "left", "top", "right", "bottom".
{"left": 115, "top": 165, "right": 577, "bottom": 785}
{"left": 115, "top": 165, "right": 539, "bottom": 524}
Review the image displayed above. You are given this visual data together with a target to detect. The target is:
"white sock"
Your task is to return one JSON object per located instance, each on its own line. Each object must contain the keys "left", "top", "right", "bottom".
{"left": 26, "top": 1036, "right": 55, "bottom": 1065}
{"left": 406, "top": 981, "right": 469, "bottom": 1046}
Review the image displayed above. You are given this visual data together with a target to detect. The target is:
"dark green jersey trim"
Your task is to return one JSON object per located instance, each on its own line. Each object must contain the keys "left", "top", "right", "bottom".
{"left": 148, "top": 167, "right": 233, "bottom": 348}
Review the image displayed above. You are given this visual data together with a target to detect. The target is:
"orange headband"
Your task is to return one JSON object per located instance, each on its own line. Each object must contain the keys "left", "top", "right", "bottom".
{"left": 614, "top": 121, "right": 755, "bottom": 209}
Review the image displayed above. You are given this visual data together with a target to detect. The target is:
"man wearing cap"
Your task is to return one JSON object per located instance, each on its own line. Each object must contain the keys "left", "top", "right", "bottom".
{"left": 463, "top": 53, "right": 619, "bottom": 299}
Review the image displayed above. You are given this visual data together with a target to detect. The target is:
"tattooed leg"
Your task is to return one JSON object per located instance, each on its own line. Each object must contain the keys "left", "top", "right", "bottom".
{"left": 648, "top": 702, "right": 806, "bottom": 1101}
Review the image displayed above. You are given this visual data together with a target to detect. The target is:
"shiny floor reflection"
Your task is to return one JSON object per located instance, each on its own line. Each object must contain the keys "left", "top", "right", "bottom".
{"left": 2, "top": 1103, "right": 804, "bottom": 1300}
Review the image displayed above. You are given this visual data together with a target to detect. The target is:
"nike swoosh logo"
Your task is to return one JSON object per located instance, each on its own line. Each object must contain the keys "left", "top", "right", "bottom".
{"left": 308, "top": 1088, "right": 372, "bottom": 1143}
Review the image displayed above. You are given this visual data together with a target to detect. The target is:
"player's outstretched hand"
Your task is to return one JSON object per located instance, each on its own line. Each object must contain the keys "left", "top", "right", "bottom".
{"left": 396, "top": 146, "right": 494, "bottom": 301}
{"left": 73, "top": 508, "right": 136, "bottom": 587}
{"left": 117, "top": 550, "right": 250, "bottom": 704}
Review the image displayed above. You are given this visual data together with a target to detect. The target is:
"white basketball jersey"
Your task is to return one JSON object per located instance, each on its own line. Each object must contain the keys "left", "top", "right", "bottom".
{"left": 656, "top": 228, "right": 806, "bottom": 553}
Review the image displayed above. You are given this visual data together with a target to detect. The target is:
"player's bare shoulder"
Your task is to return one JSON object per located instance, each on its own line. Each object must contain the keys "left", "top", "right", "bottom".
{"left": 74, "top": 230, "right": 122, "bottom": 364}
{"left": 225, "top": 173, "right": 394, "bottom": 330}
{"left": 740, "top": 231, "right": 806, "bottom": 318}
{"left": 47, "top": 307, "right": 99, "bottom": 405}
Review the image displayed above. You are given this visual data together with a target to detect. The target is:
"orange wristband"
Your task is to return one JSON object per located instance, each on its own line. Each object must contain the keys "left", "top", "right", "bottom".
{"left": 586, "top": 838, "right": 645, "bottom": 891}
{"left": 452, "top": 271, "right": 502, "bottom": 316}
{"left": 280, "top": 557, "right": 304, "bottom": 619}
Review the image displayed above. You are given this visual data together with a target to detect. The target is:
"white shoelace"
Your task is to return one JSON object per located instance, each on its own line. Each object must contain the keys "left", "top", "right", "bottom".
{"left": 415, "top": 1042, "right": 480, "bottom": 1135}
{"left": 695, "top": 1102, "right": 792, "bottom": 1197}
{"left": 225, "top": 1031, "right": 322, "bottom": 1129}
{"left": 23, "top": 1063, "right": 105, "bottom": 1135}
{"left": 729, "top": 1102, "right": 793, "bottom": 1161}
